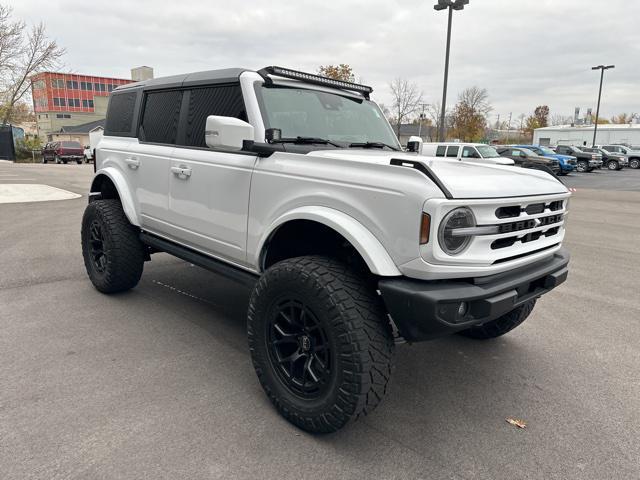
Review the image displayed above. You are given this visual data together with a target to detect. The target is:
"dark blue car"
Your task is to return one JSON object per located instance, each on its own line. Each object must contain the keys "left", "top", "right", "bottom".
{"left": 513, "top": 145, "right": 576, "bottom": 175}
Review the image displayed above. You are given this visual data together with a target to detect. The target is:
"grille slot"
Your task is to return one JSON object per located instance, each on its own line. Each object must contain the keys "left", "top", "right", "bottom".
{"left": 496, "top": 206, "right": 521, "bottom": 219}
{"left": 525, "top": 203, "right": 545, "bottom": 215}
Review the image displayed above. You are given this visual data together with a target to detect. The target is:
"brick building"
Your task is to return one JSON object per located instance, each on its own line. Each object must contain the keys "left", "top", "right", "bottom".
{"left": 30, "top": 68, "right": 153, "bottom": 140}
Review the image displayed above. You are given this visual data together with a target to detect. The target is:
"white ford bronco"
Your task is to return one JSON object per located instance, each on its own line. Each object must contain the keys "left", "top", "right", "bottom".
{"left": 82, "top": 66, "right": 570, "bottom": 433}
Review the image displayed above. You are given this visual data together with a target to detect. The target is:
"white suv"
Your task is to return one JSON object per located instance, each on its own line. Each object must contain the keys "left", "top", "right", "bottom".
{"left": 82, "top": 66, "right": 570, "bottom": 433}
{"left": 420, "top": 142, "right": 515, "bottom": 165}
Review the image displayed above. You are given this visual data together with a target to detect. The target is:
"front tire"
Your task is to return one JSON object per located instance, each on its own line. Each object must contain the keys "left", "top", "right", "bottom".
{"left": 630, "top": 159, "right": 640, "bottom": 169}
{"left": 576, "top": 160, "right": 588, "bottom": 172}
{"left": 247, "top": 256, "right": 395, "bottom": 433}
{"left": 458, "top": 299, "right": 536, "bottom": 339}
{"left": 81, "top": 199, "right": 145, "bottom": 293}
{"left": 607, "top": 160, "right": 619, "bottom": 170}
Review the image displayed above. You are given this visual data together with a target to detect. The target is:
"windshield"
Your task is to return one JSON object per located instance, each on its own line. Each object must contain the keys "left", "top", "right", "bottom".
{"left": 537, "top": 146, "right": 556, "bottom": 155}
{"left": 62, "top": 141, "right": 81, "bottom": 148}
{"left": 476, "top": 145, "right": 501, "bottom": 158}
{"left": 256, "top": 86, "right": 400, "bottom": 148}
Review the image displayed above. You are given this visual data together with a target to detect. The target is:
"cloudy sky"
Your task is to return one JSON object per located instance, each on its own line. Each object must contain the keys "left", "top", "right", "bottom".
{"left": 9, "top": 0, "right": 640, "bottom": 123}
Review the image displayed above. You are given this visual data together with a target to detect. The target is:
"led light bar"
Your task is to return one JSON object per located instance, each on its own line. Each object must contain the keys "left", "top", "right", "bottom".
{"left": 258, "top": 66, "right": 373, "bottom": 98}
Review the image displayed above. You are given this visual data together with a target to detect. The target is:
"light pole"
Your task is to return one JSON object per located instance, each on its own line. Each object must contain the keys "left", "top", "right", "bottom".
{"left": 591, "top": 64, "right": 614, "bottom": 147}
{"left": 434, "top": 0, "right": 469, "bottom": 142}
{"left": 417, "top": 103, "right": 428, "bottom": 138}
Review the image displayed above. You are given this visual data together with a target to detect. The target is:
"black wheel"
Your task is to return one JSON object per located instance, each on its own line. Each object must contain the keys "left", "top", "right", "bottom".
{"left": 81, "top": 199, "right": 145, "bottom": 293}
{"left": 630, "top": 159, "right": 640, "bottom": 169}
{"left": 607, "top": 160, "right": 618, "bottom": 170}
{"left": 458, "top": 299, "right": 536, "bottom": 339}
{"left": 576, "top": 160, "right": 588, "bottom": 172}
{"left": 41, "top": 157, "right": 47, "bottom": 164}
{"left": 76, "top": 159, "right": 83, "bottom": 164}
{"left": 247, "top": 256, "right": 395, "bottom": 433}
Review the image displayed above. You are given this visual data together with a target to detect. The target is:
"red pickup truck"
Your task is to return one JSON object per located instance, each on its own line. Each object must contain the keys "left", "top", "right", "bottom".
{"left": 42, "top": 141, "right": 85, "bottom": 164}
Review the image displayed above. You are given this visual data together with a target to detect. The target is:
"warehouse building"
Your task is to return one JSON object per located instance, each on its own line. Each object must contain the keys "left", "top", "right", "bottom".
{"left": 533, "top": 123, "right": 640, "bottom": 147}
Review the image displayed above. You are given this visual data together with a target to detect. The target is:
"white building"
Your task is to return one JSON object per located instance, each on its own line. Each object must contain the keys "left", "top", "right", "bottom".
{"left": 533, "top": 124, "right": 640, "bottom": 147}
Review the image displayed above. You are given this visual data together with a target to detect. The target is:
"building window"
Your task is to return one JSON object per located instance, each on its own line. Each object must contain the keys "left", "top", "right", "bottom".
{"left": 32, "top": 80, "right": 46, "bottom": 90}
{"left": 64, "top": 114, "right": 71, "bottom": 118}
{"left": 56, "top": 114, "right": 64, "bottom": 118}
{"left": 52, "top": 79, "right": 65, "bottom": 89}
{"left": 88, "top": 100, "right": 94, "bottom": 108}
{"left": 82, "top": 99, "right": 88, "bottom": 108}
{"left": 53, "top": 97, "right": 66, "bottom": 107}
{"left": 66, "top": 80, "right": 79, "bottom": 89}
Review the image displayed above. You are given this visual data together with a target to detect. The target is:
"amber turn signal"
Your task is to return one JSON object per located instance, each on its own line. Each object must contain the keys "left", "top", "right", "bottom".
{"left": 420, "top": 213, "right": 431, "bottom": 245}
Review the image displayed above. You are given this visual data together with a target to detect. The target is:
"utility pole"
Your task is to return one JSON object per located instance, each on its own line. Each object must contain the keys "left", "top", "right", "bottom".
{"left": 506, "top": 112, "right": 512, "bottom": 144}
{"left": 591, "top": 64, "right": 615, "bottom": 147}
{"left": 434, "top": 0, "right": 469, "bottom": 142}
{"left": 417, "top": 103, "right": 429, "bottom": 138}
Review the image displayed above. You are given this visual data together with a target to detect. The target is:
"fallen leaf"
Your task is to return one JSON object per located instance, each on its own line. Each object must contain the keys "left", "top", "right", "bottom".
{"left": 506, "top": 417, "right": 527, "bottom": 429}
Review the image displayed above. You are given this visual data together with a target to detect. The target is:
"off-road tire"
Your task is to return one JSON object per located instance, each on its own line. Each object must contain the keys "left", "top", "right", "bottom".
{"left": 81, "top": 199, "right": 145, "bottom": 293}
{"left": 247, "top": 256, "right": 395, "bottom": 433}
{"left": 629, "top": 158, "right": 639, "bottom": 169}
{"left": 458, "top": 299, "right": 537, "bottom": 339}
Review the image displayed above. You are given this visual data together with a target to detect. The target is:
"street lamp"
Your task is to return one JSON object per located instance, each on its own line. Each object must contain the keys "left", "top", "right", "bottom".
{"left": 591, "top": 64, "right": 615, "bottom": 147}
{"left": 434, "top": 0, "right": 469, "bottom": 142}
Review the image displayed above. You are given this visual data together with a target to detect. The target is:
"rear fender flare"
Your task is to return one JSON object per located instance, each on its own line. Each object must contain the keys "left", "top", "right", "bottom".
{"left": 90, "top": 167, "right": 139, "bottom": 226}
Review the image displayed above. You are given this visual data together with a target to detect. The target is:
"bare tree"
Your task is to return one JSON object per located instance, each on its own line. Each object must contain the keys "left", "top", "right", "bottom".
{"left": 388, "top": 78, "right": 423, "bottom": 137}
{"left": 426, "top": 102, "right": 449, "bottom": 141}
{"left": 0, "top": 5, "right": 65, "bottom": 124}
{"left": 550, "top": 114, "right": 573, "bottom": 126}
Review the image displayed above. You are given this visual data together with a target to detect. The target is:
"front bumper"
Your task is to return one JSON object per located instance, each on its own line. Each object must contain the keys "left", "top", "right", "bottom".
{"left": 379, "top": 249, "right": 570, "bottom": 342}
{"left": 560, "top": 163, "right": 575, "bottom": 173}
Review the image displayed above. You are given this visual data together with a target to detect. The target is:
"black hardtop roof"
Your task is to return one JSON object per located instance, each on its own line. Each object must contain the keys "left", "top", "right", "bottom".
{"left": 114, "top": 66, "right": 373, "bottom": 98}
{"left": 115, "top": 68, "right": 249, "bottom": 92}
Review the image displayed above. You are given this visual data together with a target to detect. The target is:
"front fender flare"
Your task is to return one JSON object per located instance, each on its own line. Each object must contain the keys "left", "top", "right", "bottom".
{"left": 90, "top": 167, "right": 139, "bottom": 226}
{"left": 256, "top": 206, "right": 401, "bottom": 277}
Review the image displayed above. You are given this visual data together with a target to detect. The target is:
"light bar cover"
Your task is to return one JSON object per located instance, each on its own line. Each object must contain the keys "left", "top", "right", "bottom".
{"left": 260, "top": 66, "right": 373, "bottom": 97}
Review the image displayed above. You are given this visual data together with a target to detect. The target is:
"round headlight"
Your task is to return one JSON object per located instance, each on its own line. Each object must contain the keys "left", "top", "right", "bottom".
{"left": 438, "top": 207, "right": 475, "bottom": 255}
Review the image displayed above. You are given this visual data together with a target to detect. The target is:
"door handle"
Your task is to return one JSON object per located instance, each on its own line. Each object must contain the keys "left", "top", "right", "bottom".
{"left": 125, "top": 157, "right": 140, "bottom": 169}
{"left": 171, "top": 165, "right": 192, "bottom": 179}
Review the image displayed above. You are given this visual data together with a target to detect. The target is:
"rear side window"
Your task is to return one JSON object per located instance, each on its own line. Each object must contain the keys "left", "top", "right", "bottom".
{"left": 139, "top": 90, "right": 183, "bottom": 144}
{"left": 105, "top": 92, "right": 138, "bottom": 136}
{"left": 446, "top": 146, "right": 459, "bottom": 158}
{"left": 435, "top": 145, "right": 446, "bottom": 157}
{"left": 182, "top": 85, "right": 246, "bottom": 148}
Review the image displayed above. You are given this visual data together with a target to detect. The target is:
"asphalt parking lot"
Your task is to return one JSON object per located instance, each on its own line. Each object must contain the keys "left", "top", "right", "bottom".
{"left": 1, "top": 162, "right": 639, "bottom": 480}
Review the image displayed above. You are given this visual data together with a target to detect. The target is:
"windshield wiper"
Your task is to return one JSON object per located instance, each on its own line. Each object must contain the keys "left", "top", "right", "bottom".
{"left": 348, "top": 141, "right": 400, "bottom": 151}
{"left": 271, "top": 136, "right": 342, "bottom": 148}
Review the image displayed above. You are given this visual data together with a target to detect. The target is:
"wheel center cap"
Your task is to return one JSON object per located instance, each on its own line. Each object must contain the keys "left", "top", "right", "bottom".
{"left": 299, "top": 335, "right": 311, "bottom": 352}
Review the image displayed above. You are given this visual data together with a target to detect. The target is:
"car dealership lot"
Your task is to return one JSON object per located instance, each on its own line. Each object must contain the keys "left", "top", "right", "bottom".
{"left": 1, "top": 163, "right": 638, "bottom": 480}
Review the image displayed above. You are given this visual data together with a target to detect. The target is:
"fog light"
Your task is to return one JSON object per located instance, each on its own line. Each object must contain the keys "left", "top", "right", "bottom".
{"left": 457, "top": 302, "right": 468, "bottom": 318}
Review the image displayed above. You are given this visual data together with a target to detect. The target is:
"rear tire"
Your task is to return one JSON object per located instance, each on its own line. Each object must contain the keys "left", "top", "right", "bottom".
{"left": 81, "top": 199, "right": 145, "bottom": 293}
{"left": 630, "top": 159, "right": 640, "bottom": 169}
{"left": 607, "top": 160, "right": 618, "bottom": 170}
{"left": 458, "top": 299, "right": 536, "bottom": 339}
{"left": 247, "top": 256, "right": 395, "bottom": 433}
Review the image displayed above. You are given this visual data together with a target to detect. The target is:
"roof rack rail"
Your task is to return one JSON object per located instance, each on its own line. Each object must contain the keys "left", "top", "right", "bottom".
{"left": 257, "top": 66, "right": 373, "bottom": 99}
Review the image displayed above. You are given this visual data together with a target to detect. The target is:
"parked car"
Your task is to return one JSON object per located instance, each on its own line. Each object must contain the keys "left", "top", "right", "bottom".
{"left": 42, "top": 141, "right": 84, "bottom": 164}
{"left": 581, "top": 147, "right": 627, "bottom": 170}
{"left": 512, "top": 145, "right": 576, "bottom": 175}
{"left": 599, "top": 145, "right": 640, "bottom": 169}
{"left": 421, "top": 142, "right": 515, "bottom": 165}
{"left": 553, "top": 145, "right": 602, "bottom": 172}
{"left": 82, "top": 66, "right": 570, "bottom": 433}
{"left": 83, "top": 145, "right": 92, "bottom": 163}
{"left": 495, "top": 147, "right": 561, "bottom": 176}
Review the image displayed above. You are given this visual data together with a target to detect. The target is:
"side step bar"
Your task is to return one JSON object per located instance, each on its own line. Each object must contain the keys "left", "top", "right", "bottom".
{"left": 140, "top": 232, "right": 259, "bottom": 288}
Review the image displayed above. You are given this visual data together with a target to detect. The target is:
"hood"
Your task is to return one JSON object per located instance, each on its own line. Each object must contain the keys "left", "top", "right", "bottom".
{"left": 308, "top": 150, "right": 568, "bottom": 199}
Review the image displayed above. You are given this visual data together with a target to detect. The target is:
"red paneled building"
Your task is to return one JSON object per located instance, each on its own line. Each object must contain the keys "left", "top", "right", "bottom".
{"left": 30, "top": 72, "right": 132, "bottom": 140}
{"left": 31, "top": 72, "right": 131, "bottom": 114}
